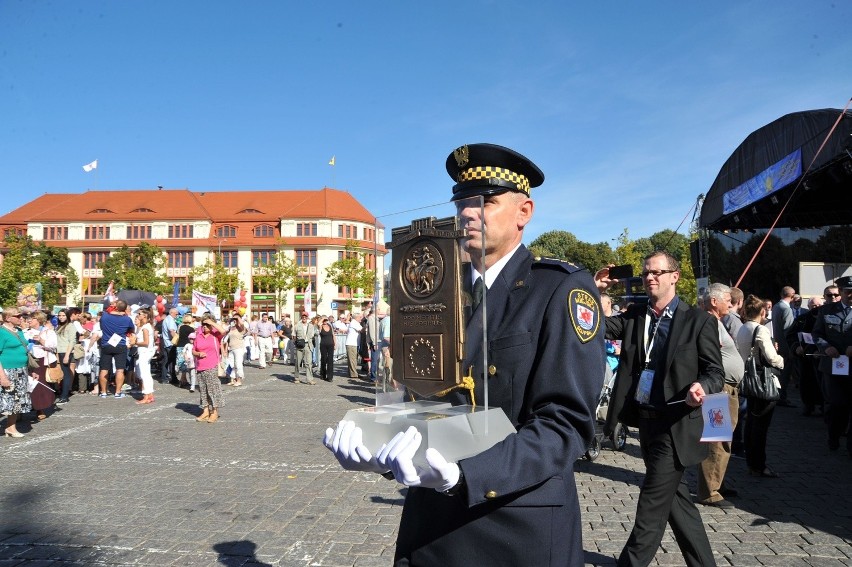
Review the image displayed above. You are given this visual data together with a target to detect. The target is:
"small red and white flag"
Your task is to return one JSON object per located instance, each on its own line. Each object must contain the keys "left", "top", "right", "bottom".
{"left": 82, "top": 159, "right": 98, "bottom": 172}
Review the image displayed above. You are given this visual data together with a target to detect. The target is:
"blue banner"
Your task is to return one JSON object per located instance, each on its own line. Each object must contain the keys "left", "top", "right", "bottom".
{"left": 722, "top": 148, "right": 802, "bottom": 216}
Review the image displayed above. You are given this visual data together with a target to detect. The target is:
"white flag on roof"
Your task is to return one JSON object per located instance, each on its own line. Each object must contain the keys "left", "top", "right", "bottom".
{"left": 82, "top": 159, "right": 98, "bottom": 172}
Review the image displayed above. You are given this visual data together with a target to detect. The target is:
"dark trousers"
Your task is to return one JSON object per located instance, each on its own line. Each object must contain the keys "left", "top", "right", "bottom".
{"left": 799, "top": 356, "right": 823, "bottom": 410}
{"left": 618, "top": 419, "right": 715, "bottom": 567}
{"left": 320, "top": 344, "right": 335, "bottom": 381}
{"left": 744, "top": 396, "right": 775, "bottom": 472}
{"left": 59, "top": 359, "right": 74, "bottom": 400}
{"left": 161, "top": 345, "right": 176, "bottom": 382}
{"left": 778, "top": 353, "right": 793, "bottom": 402}
{"left": 826, "top": 374, "right": 852, "bottom": 450}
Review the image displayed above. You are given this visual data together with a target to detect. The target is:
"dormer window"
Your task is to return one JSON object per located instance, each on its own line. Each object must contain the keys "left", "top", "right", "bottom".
{"left": 131, "top": 208, "right": 155, "bottom": 213}
{"left": 253, "top": 224, "right": 275, "bottom": 237}
{"left": 238, "top": 208, "right": 263, "bottom": 214}
{"left": 89, "top": 208, "right": 114, "bottom": 214}
{"left": 216, "top": 225, "right": 237, "bottom": 238}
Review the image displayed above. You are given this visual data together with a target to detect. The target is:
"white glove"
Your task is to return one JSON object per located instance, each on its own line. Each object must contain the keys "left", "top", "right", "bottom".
{"left": 376, "top": 426, "right": 460, "bottom": 492}
{"left": 323, "top": 420, "right": 388, "bottom": 474}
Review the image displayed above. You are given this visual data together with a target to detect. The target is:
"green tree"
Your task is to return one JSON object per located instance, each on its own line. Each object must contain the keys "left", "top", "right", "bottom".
{"left": 613, "top": 228, "right": 643, "bottom": 273}
{"left": 252, "top": 250, "right": 304, "bottom": 316}
{"left": 528, "top": 230, "right": 615, "bottom": 270}
{"left": 189, "top": 254, "right": 246, "bottom": 305}
{"left": 100, "top": 243, "right": 171, "bottom": 294}
{"left": 0, "top": 234, "right": 78, "bottom": 307}
{"left": 325, "top": 240, "right": 376, "bottom": 309}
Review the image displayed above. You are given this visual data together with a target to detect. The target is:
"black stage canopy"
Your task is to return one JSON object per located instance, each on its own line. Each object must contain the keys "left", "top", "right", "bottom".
{"left": 700, "top": 108, "right": 852, "bottom": 232}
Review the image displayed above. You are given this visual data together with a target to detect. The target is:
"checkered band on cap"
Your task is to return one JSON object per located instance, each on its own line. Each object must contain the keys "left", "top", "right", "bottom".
{"left": 457, "top": 166, "right": 531, "bottom": 195}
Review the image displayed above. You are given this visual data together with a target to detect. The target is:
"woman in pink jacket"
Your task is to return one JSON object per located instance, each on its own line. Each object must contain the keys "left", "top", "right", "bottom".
{"left": 191, "top": 315, "right": 227, "bottom": 423}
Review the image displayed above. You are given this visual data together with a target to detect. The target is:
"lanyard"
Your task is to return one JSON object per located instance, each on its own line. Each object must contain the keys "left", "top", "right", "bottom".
{"left": 643, "top": 309, "right": 665, "bottom": 367}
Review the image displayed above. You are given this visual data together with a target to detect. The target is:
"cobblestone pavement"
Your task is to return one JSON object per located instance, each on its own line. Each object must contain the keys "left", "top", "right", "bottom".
{"left": 1, "top": 361, "right": 850, "bottom": 566}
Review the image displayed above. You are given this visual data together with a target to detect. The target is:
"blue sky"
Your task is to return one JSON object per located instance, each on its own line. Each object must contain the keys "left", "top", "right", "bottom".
{"left": 2, "top": 1, "right": 850, "bottom": 246}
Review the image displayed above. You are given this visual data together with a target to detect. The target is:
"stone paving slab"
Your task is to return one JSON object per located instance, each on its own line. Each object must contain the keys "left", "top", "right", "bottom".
{"left": 1, "top": 361, "right": 850, "bottom": 566}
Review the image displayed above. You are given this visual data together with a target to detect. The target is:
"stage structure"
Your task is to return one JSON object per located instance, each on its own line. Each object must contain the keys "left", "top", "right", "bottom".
{"left": 693, "top": 108, "right": 852, "bottom": 279}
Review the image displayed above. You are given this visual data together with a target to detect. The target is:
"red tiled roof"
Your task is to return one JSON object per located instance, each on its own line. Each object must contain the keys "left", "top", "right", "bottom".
{"left": 0, "top": 188, "right": 382, "bottom": 225}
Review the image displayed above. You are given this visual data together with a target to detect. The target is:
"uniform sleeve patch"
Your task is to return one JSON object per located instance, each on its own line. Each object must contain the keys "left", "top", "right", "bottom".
{"left": 568, "top": 289, "right": 600, "bottom": 343}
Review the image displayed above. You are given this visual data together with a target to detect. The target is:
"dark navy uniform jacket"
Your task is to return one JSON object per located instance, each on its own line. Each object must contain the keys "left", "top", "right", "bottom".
{"left": 394, "top": 245, "right": 604, "bottom": 567}
{"left": 812, "top": 301, "right": 852, "bottom": 375}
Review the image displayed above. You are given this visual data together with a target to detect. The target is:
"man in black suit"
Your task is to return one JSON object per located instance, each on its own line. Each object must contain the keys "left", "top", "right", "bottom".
{"left": 325, "top": 143, "right": 604, "bottom": 566}
{"left": 596, "top": 251, "right": 724, "bottom": 566}
{"left": 812, "top": 276, "right": 852, "bottom": 455}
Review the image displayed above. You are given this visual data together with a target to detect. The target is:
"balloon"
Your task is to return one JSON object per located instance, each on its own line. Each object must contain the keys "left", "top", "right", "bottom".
{"left": 156, "top": 295, "right": 164, "bottom": 302}
{"left": 238, "top": 307, "right": 246, "bottom": 315}
{"left": 240, "top": 290, "right": 247, "bottom": 297}
{"left": 158, "top": 304, "right": 166, "bottom": 314}
{"left": 177, "top": 305, "right": 189, "bottom": 315}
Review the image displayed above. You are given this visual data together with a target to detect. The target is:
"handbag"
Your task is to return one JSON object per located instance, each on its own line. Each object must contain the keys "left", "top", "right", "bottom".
{"left": 46, "top": 362, "right": 64, "bottom": 384}
{"left": 740, "top": 327, "right": 781, "bottom": 403}
{"left": 295, "top": 338, "right": 306, "bottom": 350}
{"left": 3, "top": 327, "right": 40, "bottom": 370}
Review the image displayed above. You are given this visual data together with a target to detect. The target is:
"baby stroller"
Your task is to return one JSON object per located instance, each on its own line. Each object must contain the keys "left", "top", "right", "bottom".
{"left": 585, "top": 367, "right": 629, "bottom": 461}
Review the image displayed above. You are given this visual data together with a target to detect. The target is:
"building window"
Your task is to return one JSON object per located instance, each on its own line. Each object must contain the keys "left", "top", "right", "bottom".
{"left": 296, "top": 274, "right": 317, "bottom": 293}
{"left": 338, "top": 250, "right": 358, "bottom": 261}
{"left": 3, "top": 228, "right": 25, "bottom": 238}
{"left": 220, "top": 250, "right": 238, "bottom": 268}
{"left": 216, "top": 225, "right": 237, "bottom": 238}
{"left": 83, "top": 277, "right": 106, "bottom": 296}
{"left": 126, "top": 225, "right": 152, "bottom": 239}
{"left": 338, "top": 223, "right": 358, "bottom": 239}
{"left": 168, "top": 224, "right": 194, "bottom": 239}
{"left": 130, "top": 208, "right": 155, "bottom": 213}
{"left": 169, "top": 276, "right": 190, "bottom": 290}
{"left": 168, "top": 250, "right": 194, "bottom": 268}
{"left": 296, "top": 222, "right": 318, "bottom": 237}
{"left": 363, "top": 227, "right": 376, "bottom": 242}
{"left": 252, "top": 249, "right": 276, "bottom": 266}
{"left": 43, "top": 226, "right": 68, "bottom": 240}
{"left": 253, "top": 224, "right": 275, "bottom": 237}
{"left": 364, "top": 252, "right": 375, "bottom": 270}
{"left": 85, "top": 225, "right": 111, "bottom": 239}
{"left": 295, "top": 249, "right": 316, "bottom": 267}
{"left": 338, "top": 285, "right": 353, "bottom": 295}
{"left": 84, "top": 251, "right": 110, "bottom": 269}
{"left": 252, "top": 276, "right": 274, "bottom": 294}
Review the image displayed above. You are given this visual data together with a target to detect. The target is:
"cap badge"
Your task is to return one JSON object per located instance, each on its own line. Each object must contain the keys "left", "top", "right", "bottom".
{"left": 453, "top": 145, "right": 470, "bottom": 168}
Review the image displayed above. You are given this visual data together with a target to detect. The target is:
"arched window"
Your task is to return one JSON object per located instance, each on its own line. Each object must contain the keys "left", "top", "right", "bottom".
{"left": 253, "top": 224, "right": 275, "bottom": 237}
{"left": 216, "top": 225, "right": 237, "bottom": 238}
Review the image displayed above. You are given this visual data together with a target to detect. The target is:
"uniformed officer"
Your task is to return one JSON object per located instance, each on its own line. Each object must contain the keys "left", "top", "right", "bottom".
{"left": 324, "top": 143, "right": 604, "bottom": 566}
{"left": 811, "top": 275, "right": 852, "bottom": 455}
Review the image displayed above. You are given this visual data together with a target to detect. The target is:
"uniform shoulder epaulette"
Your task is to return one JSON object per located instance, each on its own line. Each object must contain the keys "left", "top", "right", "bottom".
{"left": 532, "top": 256, "right": 585, "bottom": 274}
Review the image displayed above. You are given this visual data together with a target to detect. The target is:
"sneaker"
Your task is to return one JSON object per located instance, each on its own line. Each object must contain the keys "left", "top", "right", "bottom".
{"left": 114, "top": 393, "right": 126, "bottom": 399}
{"left": 98, "top": 393, "right": 108, "bottom": 398}
{"left": 189, "top": 388, "right": 195, "bottom": 393}
{"left": 55, "top": 398, "right": 69, "bottom": 405}
{"left": 121, "top": 384, "right": 132, "bottom": 391}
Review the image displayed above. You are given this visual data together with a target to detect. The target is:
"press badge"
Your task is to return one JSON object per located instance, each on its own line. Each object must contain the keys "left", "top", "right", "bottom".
{"left": 635, "top": 369, "right": 654, "bottom": 404}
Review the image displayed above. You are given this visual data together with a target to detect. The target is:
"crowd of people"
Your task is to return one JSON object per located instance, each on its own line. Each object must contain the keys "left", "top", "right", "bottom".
{"left": 0, "top": 297, "right": 394, "bottom": 434}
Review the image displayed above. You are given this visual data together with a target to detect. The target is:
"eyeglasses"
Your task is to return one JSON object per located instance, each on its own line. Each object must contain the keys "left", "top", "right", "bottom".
{"left": 641, "top": 269, "right": 677, "bottom": 279}
{"left": 825, "top": 293, "right": 841, "bottom": 298}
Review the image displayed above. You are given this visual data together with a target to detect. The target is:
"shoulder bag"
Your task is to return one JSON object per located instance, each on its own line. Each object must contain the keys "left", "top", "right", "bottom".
{"left": 740, "top": 326, "right": 781, "bottom": 403}
{"left": 45, "top": 360, "right": 64, "bottom": 384}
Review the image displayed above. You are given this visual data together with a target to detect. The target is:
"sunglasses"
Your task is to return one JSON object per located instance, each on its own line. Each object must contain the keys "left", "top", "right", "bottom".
{"left": 825, "top": 293, "right": 841, "bottom": 298}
